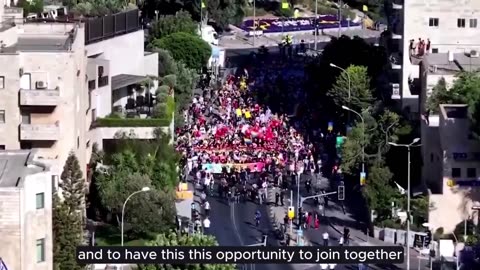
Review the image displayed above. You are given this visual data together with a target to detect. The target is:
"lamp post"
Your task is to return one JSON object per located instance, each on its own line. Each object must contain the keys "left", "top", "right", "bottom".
{"left": 341, "top": 105, "right": 364, "bottom": 174}
{"left": 388, "top": 138, "right": 421, "bottom": 270}
{"left": 121, "top": 187, "right": 151, "bottom": 246}
{"left": 330, "top": 63, "right": 351, "bottom": 126}
{"left": 253, "top": 0, "right": 256, "bottom": 47}
{"left": 314, "top": 0, "right": 318, "bottom": 51}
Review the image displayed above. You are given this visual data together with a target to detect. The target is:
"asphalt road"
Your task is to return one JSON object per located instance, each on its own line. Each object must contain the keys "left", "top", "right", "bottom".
{"left": 225, "top": 38, "right": 377, "bottom": 60}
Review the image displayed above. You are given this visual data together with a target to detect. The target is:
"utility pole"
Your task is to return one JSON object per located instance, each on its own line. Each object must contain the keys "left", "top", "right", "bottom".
{"left": 253, "top": 0, "right": 256, "bottom": 47}
{"left": 338, "top": 0, "right": 342, "bottom": 38}
{"left": 314, "top": 0, "right": 318, "bottom": 50}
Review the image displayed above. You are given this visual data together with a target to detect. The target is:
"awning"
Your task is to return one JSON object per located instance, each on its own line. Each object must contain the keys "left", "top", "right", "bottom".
{"left": 111, "top": 74, "right": 147, "bottom": 90}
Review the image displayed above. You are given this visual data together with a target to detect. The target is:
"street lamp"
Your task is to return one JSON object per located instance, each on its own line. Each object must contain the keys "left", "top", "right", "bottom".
{"left": 331, "top": 63, "right": 352, "bottom": 127}
{"left": 121, "top": 187, "right": 151, "bottom": 246}
{"left": 329, "top": 63, "right": 351, "bottom": 100}
{"left": 388, "top": 138, "right": 421, "bottom": 270}
{"left": 341, "top": 105, "right": 365, "bottom": 173}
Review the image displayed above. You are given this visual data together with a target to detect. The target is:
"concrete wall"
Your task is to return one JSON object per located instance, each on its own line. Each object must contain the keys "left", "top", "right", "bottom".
{"left": 0, "top": 53, "right": 21, "bottom": 150}
{"left": 427, "top": 106, "right": 480, "bottom": 233}
{"left": 86, "top": 30, "right": 146, "bottom": 76}
{"left": 91, "top": 126, "right": 171, "bottom": 149}
{"left": 0, "top": 170, "right": 53, "bottom": 270}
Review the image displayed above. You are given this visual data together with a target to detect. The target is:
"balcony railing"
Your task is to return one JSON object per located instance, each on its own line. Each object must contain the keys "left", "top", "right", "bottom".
{"left": 20, "top": 122, "right": 60, "bottom": 141}
{"left": 20, "top": 89, "right": 60, "bottom": 106}
{"left": 85, "top": 9, "right": 141, "bottom": 45}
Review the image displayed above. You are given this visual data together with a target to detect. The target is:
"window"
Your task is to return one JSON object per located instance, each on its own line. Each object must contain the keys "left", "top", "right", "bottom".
{"left": 88, "top": 80, "right": 96, "bottom": 90}
{"left": 0, "top": 76, "right": 4, "bottom": 89}
{"left": 98, "top": 76, "right": 109, "bottom": 87}
{"left": 77, "top": 136, "right": 80, "bottom": 149}
{"left": 458, "top": 18, "right": 466, "bottom": 28}
{"left": 432, "top": 48, "right": 439, "bottom": 53}
{"left": 36, "top": 193, "right": 44, "bottom": 209}
{"left": 52, "top": 175, "right": 58, "bottom": 192}
{"left": 470, "top": 19, "right": 478, "bottom": 28}
{"left": 467, "top": 168, "right": 477, "bottom": 178}
{"left": 429, "top": 18, "right": 439, "bottom": 27}
{"left": 0, "top": 145, "right": 4, "bottom": 150}
{"left": 92, "top": 108, "right": 97, "bottom": 123}
{"left": 452, "top": 168, "right": 461, "bottom": 178}
{"left": 0, "top": 110, "right": 5, "bottom": 123}
{"left": 36, "top": 238, "right": 45, "bottom": 262}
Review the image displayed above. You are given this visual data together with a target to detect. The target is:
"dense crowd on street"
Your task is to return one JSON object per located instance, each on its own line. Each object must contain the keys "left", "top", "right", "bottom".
{"left": 176, "top": 53, "right": 344, "bottom": 239}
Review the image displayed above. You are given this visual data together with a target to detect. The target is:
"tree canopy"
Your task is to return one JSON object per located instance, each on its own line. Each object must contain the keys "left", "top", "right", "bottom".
{"left": 150, "top": 11, "right": 198, "bottom": 40}
{"left": 138, "top": 231, "right": 236, "bottom": 270}
{"left": 53, "top": 152, "right": 85, "bottom": 270}
{"left": 427, "top": 72, "right": 480, "bottom": 138}
{"left": 327, "top": 65, "right": 374, "bottom": 112}
{"left": 91, "top": 133, "right": 178, "bottom": 236}
{"left": 150, "top": 32, "right": 212, "bottom": 71}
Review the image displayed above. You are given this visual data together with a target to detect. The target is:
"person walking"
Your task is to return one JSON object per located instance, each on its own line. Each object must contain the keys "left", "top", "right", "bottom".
{"left": 322, "top": 231, "right": 329, "bottom": 246}
{"left": 275, "top": 191, "right": 280, "bottom": 206}
{"left": 305, "top": 212, "right": 311, "bottom": 229}
{"left": 204, "top": 201, "right": 211, "bottom": 216}
{"left": 343, "top": 227, "right": 350, "bottom": 246}
{"left": 203, "top": 217, "right": 211, "bottom": 234}
{"left": 314, "top": 214, "right": 320, "bottom": 230}
{"left": 339, "top": 235, "right": 344, "bottom": 246}
{"left": 280, "top": 189, "right": 285, "bottom": 206}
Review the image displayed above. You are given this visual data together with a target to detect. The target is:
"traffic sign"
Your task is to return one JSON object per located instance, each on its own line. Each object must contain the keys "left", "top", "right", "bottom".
{"left": 288, "top": 206, "right": 295, "bottom": 219}
{"left": 360, "top": 172, "right": 366, "bottom": 186}
{"left": 328, "top": 122, "right": 333, "bottom": 131}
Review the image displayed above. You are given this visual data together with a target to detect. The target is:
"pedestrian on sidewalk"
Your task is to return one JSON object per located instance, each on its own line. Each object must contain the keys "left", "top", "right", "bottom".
{"left": 322, "top": 232, "right": 329, "bottom": 246}
{"left": 286, "top": 233, "right": 291, "bottom": 246}
{"left": 304, "top": 212, "right": 311, "bottom": 230}
{"left": 314, "top": 214, "right": 319, "bottom": 230}
{"left": 280, "top": 189, "right": 285, "bottom": 206}
{"left": 283, "top": 214, "right": 289, "bottom": 232}
{"left": 343, "top": 227, "right": 350, "bottom": 246}
{"left": 339, "top": 236, "right": 344, "bottom": 246}
{"left": 275, "top": 191, "right": 280, "bottom": 206}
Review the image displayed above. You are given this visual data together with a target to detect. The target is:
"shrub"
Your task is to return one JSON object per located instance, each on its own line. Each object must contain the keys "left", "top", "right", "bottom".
{"left": 150, "top": 32, "right": 212, "bottom": 70}
{"left": 153, "top": 103, "right": 168, "bottom": 119}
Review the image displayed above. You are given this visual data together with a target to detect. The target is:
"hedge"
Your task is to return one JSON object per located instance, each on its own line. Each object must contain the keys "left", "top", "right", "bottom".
{"left": 93, "top": 117, "right": 171, "bottom": 128}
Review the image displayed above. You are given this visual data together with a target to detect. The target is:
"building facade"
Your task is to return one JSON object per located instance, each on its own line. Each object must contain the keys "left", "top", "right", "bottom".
{"left": 384, "top": 0, "right": 480, "bottom": 116}
{"left": 0, "top": 7, "right": 167, "bottom": 270}
{"left": 0, "top": 150, "right": 54, "bottom": 270}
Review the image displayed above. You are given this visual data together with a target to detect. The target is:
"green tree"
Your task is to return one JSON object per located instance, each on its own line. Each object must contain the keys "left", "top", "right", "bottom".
{"left": 427, "top": 72, "right": 480, "bottom": 138}
{"left": 53, "top": 195, "right": 84, "bottom": 270}
{"left": 19, "top": 0, "right": 44, "bottom": 17}
{"left": 70, "top": 0, "right": 129, "bottom": 17}
{"left": 150, "top": 11, "right": 198, "bottom": 40}
{"left": 328, "top": 65, "right": 374, "bottom": 111}
{"left": 60, "top": 152, "right": 86, "bottom": 213}
{"left": 341, "top": 108, "right": 409, "bottom": 174}
{"left": 362, "top": 161, "right": 401, "bottom": 222}
{"left": 95, "top": 167, "right": 176, "bottom": 236}
{"left": 138, "top": 231, "right": 236, "bottom": 270}
{"left": 150, "top": 32, "right": 212, "bottom": 70}
{"left": 53, "top": 152, "right": 86, "bottom": 270}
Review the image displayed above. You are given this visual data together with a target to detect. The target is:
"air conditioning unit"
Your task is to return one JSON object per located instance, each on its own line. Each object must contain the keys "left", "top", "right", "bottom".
{"left": 471, "top": 50, "right": 479, "bottom": 58}
{"left": 35, "top": 81, "right": 47, "bottom": 89}
{"left": 392, "top": 83, "right": 400, "bottom": 96}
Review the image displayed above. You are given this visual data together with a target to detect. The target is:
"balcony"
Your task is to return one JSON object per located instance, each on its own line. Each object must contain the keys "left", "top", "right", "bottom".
{"left": 392, "top": 0, "right": 403, "bottom": 10}
{"left": 20, "top": 89, "right": 60, "bottom": 106}
{"left": 20, "top": 122, "right": 60, "bottom": 141}
{"left": 390, "top": 53, "right": 402, "bottom": 70}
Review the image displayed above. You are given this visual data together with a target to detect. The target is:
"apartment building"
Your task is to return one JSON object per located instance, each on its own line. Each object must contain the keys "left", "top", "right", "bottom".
{"left": 0, "top": 7, "right": 165, "bottom": 270}
{"left": 384, "top": 0, "right": 480, "bottom": 116}
{"left": 0, "top": 150, "right": 54, "bottom": 270}
{"left": 0, "top": 7, "right": 89, "bottom": 177}
{"left": 418, "top": 53, "right": 480, "bottom": 232}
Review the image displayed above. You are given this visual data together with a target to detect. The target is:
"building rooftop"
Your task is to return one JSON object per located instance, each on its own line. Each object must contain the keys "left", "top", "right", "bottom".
{"left": 440, "top": 104, "right": 468, "bottom": 119}
{"left": 425, "top": 53, "right": 480, "bottom": 75}
{"left": 0, "top": 150, "right": 47, "bottom": 188}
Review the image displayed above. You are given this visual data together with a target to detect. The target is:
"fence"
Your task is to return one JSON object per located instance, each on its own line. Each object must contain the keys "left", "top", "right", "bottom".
{"left": 85, "top": 9, "right": 141, "bottom": 45}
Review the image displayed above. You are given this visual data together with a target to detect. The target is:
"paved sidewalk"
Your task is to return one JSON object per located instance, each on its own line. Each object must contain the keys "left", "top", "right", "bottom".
{"left": 267, "top": 186, "right": 300, "bottom": 246}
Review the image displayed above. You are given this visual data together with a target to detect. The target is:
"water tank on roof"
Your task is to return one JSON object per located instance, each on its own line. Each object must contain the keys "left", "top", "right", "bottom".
{"left": 448, "top": 51, "right": 454, "bottom": 62}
